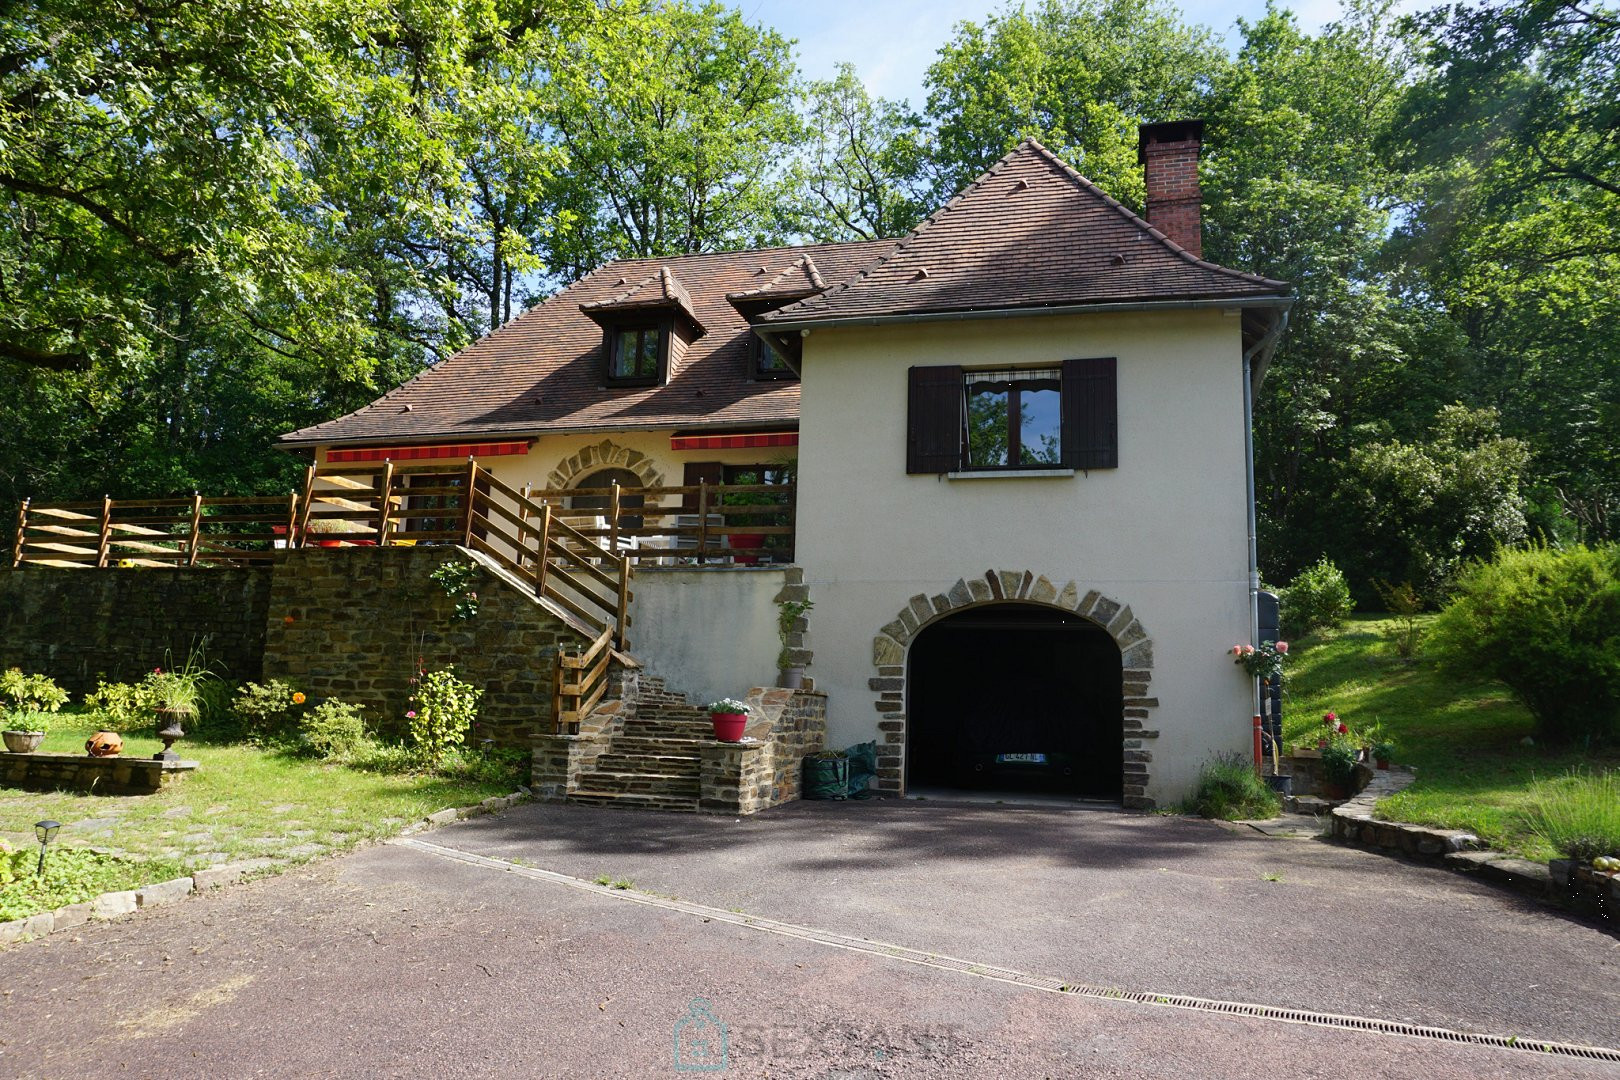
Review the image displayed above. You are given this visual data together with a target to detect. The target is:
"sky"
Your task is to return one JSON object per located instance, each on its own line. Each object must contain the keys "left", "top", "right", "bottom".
{"left": 741, "top": 0, "right": 1386, "bottom": 104}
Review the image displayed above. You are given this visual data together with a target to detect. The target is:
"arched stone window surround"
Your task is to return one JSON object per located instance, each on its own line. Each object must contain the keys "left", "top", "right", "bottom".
{"left": 547, "top": 439, "right": 666, "bottom": 491}
{"left": 869, "top": 569, "right": 1159, "bottom": 809}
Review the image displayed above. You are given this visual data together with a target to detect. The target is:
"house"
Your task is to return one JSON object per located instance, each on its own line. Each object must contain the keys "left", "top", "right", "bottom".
{"left": 276, "top": 120, "right": 1292, "bottom": 808}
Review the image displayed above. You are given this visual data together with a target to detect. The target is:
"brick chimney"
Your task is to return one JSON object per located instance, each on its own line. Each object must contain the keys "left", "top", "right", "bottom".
{"left": 1137, "top": 119, "right": 1205, "bottom": 258}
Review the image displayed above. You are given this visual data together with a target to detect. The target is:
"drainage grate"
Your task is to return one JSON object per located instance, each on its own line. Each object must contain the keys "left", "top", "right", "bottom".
{"left": 398, "top": 838, "right": 1620, "bottom": 1064}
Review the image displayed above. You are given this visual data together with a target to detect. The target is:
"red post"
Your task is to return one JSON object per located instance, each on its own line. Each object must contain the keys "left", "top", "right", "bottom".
{"left": 1253, "top": 714, "right": 1264, "bottom": 773}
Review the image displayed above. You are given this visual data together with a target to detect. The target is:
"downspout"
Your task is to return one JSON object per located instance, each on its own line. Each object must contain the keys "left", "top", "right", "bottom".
{"left": 1242, "top": 308, "right": 1290, "bottom": 717}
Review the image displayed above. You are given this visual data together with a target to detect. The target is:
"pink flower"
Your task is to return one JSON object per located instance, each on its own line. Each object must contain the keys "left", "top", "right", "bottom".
{"left": 1231, "top": 644, "right": 1245, "bottom": 655}
{"left": 152, "top": 667, "right": 163, "bottom": 675}
{"left": 406, "top": 710, "right": 417, "bottom": 719}
{"left": 1323, "top": 712, "right": 1337, "bottom": 725}
{"left": 1275, "top": 641, "right": 1289, "bottom": 654}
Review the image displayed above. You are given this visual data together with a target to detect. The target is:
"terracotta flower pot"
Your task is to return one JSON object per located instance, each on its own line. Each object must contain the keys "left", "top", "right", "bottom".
{"left": 86, "top": 730, "right": 123, "bottom": 757}
{"left": 710, "top": 712, "right": 747, "bottom": 742}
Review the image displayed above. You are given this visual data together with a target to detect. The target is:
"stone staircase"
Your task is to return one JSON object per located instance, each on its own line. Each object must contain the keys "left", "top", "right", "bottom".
{"left": 564, "top": 678, "right": 714, "bottom": 812}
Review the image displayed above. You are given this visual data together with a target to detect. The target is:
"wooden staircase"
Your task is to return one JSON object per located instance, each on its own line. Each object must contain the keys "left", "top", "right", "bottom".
{"left": 565, "top": 677, "right": 717, "bottom": 812}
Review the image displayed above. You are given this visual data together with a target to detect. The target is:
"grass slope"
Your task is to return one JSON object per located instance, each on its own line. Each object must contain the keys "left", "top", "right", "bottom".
{"left": 1282, "top": 615, "right": 1620, "bottom": 860}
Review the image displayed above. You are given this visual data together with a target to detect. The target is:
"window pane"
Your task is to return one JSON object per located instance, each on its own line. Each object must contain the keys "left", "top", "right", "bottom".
{"left": 1019, "top": 385, "right": 1062, "bottom": 465}
{"left": 636, "top": 329, "right": 659, "bottom": 376}
{"left": 758, "top": 339, "right": 789, "bottom": 373}
{"left": 610, "top": 330, "right": 637, "bottom": 378}
{"left": 966, "top": 385, "right": 1010, "bottom": 467}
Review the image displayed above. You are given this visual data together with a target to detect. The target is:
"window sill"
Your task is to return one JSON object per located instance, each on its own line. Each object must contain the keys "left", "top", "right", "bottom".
{"left": 945, "top": 468, "right": 1075, "bottom": 480}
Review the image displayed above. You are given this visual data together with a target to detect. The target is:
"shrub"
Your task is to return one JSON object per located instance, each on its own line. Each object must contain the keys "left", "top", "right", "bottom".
{"left": 1373, "top": 579, "right": 1424, "bottom": 659}
{"left": 0, "top": 668, "right": 69, "bottom": 717}
{"left": 83, "top": 678, "right": 156, "bottom": 730}
{"left": 1279, "top": 557, "right": 1352, "bottom": 638}
{"left": 1189, "top": 753, "right": 1280, "bottom": 820}
{"left": 1519, "top": 771, "right": 1620, "bottom": 861}
{"left": 233, "top": 680, "right": 305, "bottom": 740}
{"left": 1430, "top": 544, "right": 1620, "bottom": 743}
{"left": 408, "top": 667, "right": 482, "bottom": 764}
{"left": 299, "top": 699, "right": 369, "bottom": 759}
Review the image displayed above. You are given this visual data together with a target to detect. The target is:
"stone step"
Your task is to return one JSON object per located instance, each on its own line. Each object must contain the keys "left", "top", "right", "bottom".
{"left": 593, "top": 753, "right": 700, "bottom": 775}
{"left": 608, "top": 736, "right": 710, "bottom": 756}
{"left": 576, "top": 770, "right": 700, "bottom": 797}
{"left": 566, "top": 790, "right": 699, "bottom": 813}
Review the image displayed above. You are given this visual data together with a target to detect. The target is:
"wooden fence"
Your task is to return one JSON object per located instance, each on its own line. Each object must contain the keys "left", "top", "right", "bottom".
{"left": 11, "top": 460, "right": 797, "bottom": 734}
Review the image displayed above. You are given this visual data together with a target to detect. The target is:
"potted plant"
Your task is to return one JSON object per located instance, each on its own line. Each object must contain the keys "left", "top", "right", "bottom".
{"left": 305, "top": 516, "right": 372, "bottom": 547}
{"left": 1, "top": 669, "right": 69, "bottom": 753}
{"left": 144, "top": 649, "right": 216, "bottom": 761}
{"left": 720, "top": 471, "right": 780, "bottom": 565}
{"left": 706, "top": 698, "right": 750, "bottom": 743}
{"left": 775, "top": 596, "right": 813, "bottom": 689}
{"left": 1371, "top": 737, "right": 1396, "bottom": 770}
{"left": 1319, "top": 740, "right": 1359, "bottom": 801}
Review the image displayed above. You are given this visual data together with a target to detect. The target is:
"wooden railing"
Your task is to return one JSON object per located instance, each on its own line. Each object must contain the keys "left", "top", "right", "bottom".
{"left": 12, "top": 462, "right": 798, "bottom": 734}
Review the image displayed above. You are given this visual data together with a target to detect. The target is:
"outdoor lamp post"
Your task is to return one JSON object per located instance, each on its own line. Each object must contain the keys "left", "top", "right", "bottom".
{"left": 34, "top": 819, "right": 60, "bottom": 876}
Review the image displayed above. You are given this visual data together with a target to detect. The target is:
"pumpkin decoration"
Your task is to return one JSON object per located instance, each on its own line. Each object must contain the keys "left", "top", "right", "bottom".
{"left": 86, "top": 730, "right": 123, "bottom": 758}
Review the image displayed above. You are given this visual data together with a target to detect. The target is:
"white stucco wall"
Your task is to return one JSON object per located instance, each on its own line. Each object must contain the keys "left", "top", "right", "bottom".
{"left": 627, "top": 567, "right": 786, "bottom": 707}
{"left": 794, "top": 308, "right": 1256, "bottom": 805}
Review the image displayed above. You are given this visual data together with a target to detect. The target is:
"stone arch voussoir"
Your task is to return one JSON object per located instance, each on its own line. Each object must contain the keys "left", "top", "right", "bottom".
{"left": 869, "top": 569, "right": 1158, "bottom": 809}
{"left": 547, "top": 438, "right": 666, "bottom": 491}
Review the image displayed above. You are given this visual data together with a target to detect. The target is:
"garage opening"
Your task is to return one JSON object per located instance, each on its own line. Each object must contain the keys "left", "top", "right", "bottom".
{"left": 906, "top": 604, "right": 1123, "bottom": 800}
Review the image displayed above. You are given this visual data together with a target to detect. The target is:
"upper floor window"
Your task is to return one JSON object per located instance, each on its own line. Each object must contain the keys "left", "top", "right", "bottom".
{"left": 906, "top": 358, "right": 1117, "bottom": 474}
{"left": 752, "top": 335, "right": 797, "bottom": 381}
{"left": 607, "top": 322, "right": 666, "bottom": 385}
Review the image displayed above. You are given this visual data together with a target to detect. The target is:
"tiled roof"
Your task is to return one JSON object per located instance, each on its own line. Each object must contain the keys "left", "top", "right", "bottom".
{"left": 758, "top": 139, "right": 1289, "bottom": 327}
{"left": 278, "top": 240, "right": 892, "bottom": 447}
{"left": 580, "top": 266, "right": 706, "bottom": 334}
{"left": 280, "top": 139, "right": 1289, "bottom": 449}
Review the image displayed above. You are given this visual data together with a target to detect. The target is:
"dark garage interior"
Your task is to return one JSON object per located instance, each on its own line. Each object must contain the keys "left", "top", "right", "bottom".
{"left": 906, "top": 604, "right": 1124, "bottom": 800}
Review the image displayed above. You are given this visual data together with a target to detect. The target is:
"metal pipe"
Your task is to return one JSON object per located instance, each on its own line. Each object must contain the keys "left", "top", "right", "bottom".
{"left": 1240, "top": 308, "right": 1290, "bottom": 720}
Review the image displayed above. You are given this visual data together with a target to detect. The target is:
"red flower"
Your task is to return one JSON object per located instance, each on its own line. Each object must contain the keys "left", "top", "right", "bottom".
{"left": 1323, "top": 711, "right": 1337, "bottom": 724}
{"left": 1337, "top": 723, "right": 1348, "bottom": 735}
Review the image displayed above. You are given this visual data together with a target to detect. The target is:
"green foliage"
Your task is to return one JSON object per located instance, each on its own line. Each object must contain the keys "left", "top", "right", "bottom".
{"left": 1373, "top": 579, "right": 1425, "bottom": 659}
{"left": 0, "top": 847, "right": 188, "bottom": 923}
{"left": 82, "top": 679, "right": 157, "bottom": 732}
{"left": 144, "top": 645, "right": 218, "bottom": 714}
{"left": 1188, "top": 754, "right": 1280, "bottom": 820}
{"left": 408, "top": 667, "right": 482, "bottom": 764}
{"left": 1319, "top": 741, "right": 1361, "bottom": 787}
{"left": 232, "top": 680, "right": 304, "bottom": 740}
{"left": 1231, "top": 640, "right": 1288, "bottom": 682}
{"left": 1279, "top": 558, "right": 1352, "bottom": 638}
{"left": 776, "top": 596, "right": 814, "bottom": 669}
{"left": 1518, "top": 771, "right": 1620, "bottom": 862}
{"left": 430, "top": 560, "right": 481, "bottom": 621}
{"left": 0, "top": 669, "right": 70, "bottom": 718}
{"left": 299, "top": 700, "right": 370, "bottom": 760}
{"left": 1429, "top": 544, "right": 1620, "bottom": 743}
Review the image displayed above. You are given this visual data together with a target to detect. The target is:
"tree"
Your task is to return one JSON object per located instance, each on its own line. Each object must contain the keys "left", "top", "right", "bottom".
{"left": 543, "top": 1, "right": 803, "bottom": 267}
{"left": 782, "top": 64, "right": 929, "bottom": 242}
{"left": 920, "top": 0, "right": 1223, "bottom": 209}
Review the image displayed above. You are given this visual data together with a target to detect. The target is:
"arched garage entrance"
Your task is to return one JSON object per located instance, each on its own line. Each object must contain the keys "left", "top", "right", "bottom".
{"left": 907, "top": 604, "right": 1123, "bottom": 800}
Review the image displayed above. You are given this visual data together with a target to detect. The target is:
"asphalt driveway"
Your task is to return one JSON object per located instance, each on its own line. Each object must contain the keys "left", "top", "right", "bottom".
{"left": 1, "top": 798, "right": 1616, "bottom": 1079}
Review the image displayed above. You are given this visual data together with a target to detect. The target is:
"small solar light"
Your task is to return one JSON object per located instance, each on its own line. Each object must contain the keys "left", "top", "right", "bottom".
{"left": 34, "top": 819, "right": 60, "bottom": 876}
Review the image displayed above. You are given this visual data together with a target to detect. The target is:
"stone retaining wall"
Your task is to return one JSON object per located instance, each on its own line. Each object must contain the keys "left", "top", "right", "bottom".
{"left": 262, "top": 547, "right": 583, "bottom": 745}
{"left": 0, "top": 565, "right": 272, "bottom": 692}
{"left": 0, "top": 751, "right": 197, "bottom": 795}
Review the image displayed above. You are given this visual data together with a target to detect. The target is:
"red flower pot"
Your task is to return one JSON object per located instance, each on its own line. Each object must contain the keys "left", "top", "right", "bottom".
{"left": 729, "top": 534, "right": 766, "bottom": 566}
{"left": 1376, "top": 759, "right": 1390, "bottom": 770}
{"left": 710, "top": 712, "right": 747, "bottom": 742}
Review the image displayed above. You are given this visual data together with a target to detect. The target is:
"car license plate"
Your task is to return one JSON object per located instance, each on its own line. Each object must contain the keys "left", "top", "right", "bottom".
{"left": 996, "top": 753, "right": 1047, "bottom": 764}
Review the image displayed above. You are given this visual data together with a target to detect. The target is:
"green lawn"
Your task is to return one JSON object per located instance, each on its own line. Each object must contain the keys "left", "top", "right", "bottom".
{"left": 1, "top": 716, "right": 519, "bottom": 915}
{"left": 1281, "top": 615, "right": 1620, "bottom": 860}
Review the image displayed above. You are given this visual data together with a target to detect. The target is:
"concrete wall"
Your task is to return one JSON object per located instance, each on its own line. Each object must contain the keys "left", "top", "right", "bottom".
{"left": 794, "top": 308, "right": 1255, "bottom": 806}
{"left": 627, "top": 566, "right": 787, "bottom": 706}
{"left": 0, "top": 566, "right": 272, "bottom": 693}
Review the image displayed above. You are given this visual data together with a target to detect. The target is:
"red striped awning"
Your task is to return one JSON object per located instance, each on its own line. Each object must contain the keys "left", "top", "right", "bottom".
{"left": 325, "top": 441, "right": 532, "bottom": 463}
{"left": 669, "top": 432, "right": 798, "bottom": 451}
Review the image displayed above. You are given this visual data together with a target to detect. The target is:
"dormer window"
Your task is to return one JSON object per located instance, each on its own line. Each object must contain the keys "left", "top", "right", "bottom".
{"left": 752, "top": 334, "right": 797, "bottom": 381}
{"left": 608, "top": 322, "right": 668, "bottom": 385}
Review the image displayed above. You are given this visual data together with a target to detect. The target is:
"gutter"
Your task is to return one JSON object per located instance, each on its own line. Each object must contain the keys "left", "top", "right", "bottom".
{"left": 1241, "top": 306, "right": 1291, "bottom": 715}
{"left": 275, "top": 419, "right": 800, "bottom": 453}
{"left": 760, "top": 294, "right": 1292, "bottom": 334}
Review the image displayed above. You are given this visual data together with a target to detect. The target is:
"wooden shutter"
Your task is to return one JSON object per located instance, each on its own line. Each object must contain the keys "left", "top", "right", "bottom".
{"left": 682, "top": 461, "right": 724, "bottom": 510}
{"left": 907, "top": 365, "right": 964, "bottom": 474}
{"left": 1061, "top": 357, "right": 1118, "bottom": 469}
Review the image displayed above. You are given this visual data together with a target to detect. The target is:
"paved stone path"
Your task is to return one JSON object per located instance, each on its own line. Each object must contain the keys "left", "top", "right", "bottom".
{"left": 0, "top": 799, "right": 1616, "bottom": 1078}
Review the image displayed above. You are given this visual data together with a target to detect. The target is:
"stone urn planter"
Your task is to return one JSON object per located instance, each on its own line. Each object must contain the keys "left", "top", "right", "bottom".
{"left": 2, "top": 729, "right": 46, "bottom": 754}
{"left": 153, "top": 706, "right": 194, "bottom": 762}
